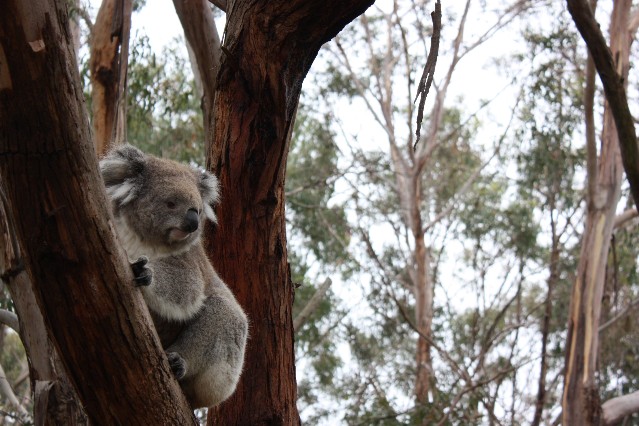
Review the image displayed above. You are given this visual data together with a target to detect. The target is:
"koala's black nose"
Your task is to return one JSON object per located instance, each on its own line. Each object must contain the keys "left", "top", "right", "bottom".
{"left": 184, "top": 208, "right": 199, "bottom": 233}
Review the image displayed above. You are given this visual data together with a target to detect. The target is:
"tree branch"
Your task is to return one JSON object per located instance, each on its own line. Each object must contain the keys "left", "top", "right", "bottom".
{"left": 614, "top": 208, "right": 638, "bottom": 229}
{"left": 173, "top": 0, "right": 221, "bottom": 150}
{"left": 293, "top": 278, "right": 332, "bottom": 332}
{"left": 602, "top": 390, "right": 639, "bottom": 425}
{"left": 0, "top": 309, "right": 19, "bottom": 333}
{"left": 414, "top": 0, "right": 441, "bottom": 148}
{"left": 584, "top": 51, "right": 598, "bottom": 207}
{"left": 599, "top": 296, "right": 639, "bottom": 333}
{"left": 0, "top": 362, "right": 29, "bottom": 419}
{"left": 567, "top": 0, "right": 639, "bottom": 211}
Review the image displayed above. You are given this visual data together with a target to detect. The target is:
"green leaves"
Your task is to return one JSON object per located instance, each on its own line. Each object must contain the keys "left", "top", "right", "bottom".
{"left": 126, "top": 35, "right": 204, "bottom": 163}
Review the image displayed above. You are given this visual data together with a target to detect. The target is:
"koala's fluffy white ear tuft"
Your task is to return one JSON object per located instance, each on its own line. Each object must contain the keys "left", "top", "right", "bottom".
{"left": 100, "top": 144, "right": 146, "bottom": 206}
{"left": 197, "top": 170, "right": 220, "bottom": 223}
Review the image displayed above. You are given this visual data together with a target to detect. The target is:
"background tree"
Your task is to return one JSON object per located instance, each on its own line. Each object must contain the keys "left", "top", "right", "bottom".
{"left": 562, "top": 0, "right": 638, "bottom": 423}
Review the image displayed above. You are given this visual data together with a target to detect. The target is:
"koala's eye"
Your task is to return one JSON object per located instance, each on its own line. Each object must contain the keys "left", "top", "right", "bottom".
{"left": 166, "top": 201, "right": 177, "bottom": 209}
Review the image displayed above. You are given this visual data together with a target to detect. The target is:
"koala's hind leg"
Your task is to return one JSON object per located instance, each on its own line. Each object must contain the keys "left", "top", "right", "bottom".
{"left": 167, "top": 296, "right": 248, "bottom": 409}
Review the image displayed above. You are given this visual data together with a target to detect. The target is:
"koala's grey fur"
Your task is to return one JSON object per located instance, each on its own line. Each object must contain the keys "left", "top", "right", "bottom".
{"left": 100, "top": 144, "right": 248, "bottom": 409}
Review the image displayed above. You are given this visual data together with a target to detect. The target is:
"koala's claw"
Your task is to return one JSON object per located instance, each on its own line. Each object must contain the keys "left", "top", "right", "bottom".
{"left": 131, "top": 256, "right": 152, "bottom": 286}
{"left": 167, "top": 351, "right": 187, "bottom": 380}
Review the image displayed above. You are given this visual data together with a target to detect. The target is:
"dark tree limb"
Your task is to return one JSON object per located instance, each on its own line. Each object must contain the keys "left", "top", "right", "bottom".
{"left": 414, "top": 0, "right": 441, "bottom": 149}
{"left": 567, "top": 0, "right": 639, "bottom": 211}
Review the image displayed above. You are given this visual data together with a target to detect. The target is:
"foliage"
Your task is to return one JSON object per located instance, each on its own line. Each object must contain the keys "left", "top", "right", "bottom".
{"left": 126, "top": 34, "right": 205, "bottom": 163}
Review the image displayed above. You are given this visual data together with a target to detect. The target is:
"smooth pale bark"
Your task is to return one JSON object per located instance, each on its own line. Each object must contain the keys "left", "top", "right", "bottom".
{"left": 172, "top": 0, "right": 221, "bottom": 150}
{"left": 0, "top": 1, "right": 195, "bottom": 424}
{"left": 562, "top": 0, "right": 632, "bottom": 424}
{"left": 204, "top": 0, "right": 374, "bottom": 423}
{"left": 602, "top": 390, "right": 639, "bottom": 425}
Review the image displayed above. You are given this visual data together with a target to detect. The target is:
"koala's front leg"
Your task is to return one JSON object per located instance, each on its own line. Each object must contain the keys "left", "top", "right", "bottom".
{"left": 130, "top": 256, "right": 153, "bottom": 286}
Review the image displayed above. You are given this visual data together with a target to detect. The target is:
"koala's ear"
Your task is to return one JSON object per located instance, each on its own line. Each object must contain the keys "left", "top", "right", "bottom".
{"left": 197, "top": 169, "right": 220, "bottom": 223}
{"left": 99, "top": 144, "right": 146, "bottom": 206}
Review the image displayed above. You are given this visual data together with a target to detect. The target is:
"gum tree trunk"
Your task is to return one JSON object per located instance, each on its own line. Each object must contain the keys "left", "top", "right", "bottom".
{"left": 562, "top": 0, "right": 632, "bottom": 423}
{"left": 0, "top": 1, "right": 195, "bottom": 424}
{"left": 204, "top": 1, "right": 374, "bottom": 424}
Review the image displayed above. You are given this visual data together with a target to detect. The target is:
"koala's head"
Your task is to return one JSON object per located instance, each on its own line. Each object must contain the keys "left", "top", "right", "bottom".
{"left": 100, "top": 145, "right": 219, "bottom": 258}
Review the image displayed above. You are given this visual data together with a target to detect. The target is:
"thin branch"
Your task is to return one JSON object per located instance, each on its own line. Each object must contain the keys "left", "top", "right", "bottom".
{"left": 75, "top": 5, "right": 94, "bottom": 35}
{"left": 0, "top": 362, "right": 28, "bottom": 418}
{"left": 293, "top": 278, "right": 332, "bottom": 332}
{"left": 422, "top": 98, "right": 516, "bottom": 233}
{"left": 414, "top": 0, "right": 441, "bottom": 149}
{"left": 614, "top": 208, "right": 638, "bottom": 229}
{"left": 599, "top": 296, "right": 639, "bottom": 333}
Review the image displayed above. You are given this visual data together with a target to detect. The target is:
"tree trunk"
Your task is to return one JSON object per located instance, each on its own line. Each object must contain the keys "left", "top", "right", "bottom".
{"left": 562, "top": 1, "right": 632, "bottom": 423}
{"left": 204, "top": 1, "right": 374, "bottom": 423}
{"left": 1, "top": 186, "right": 88, "bottom": 424}
{"left": 408, "top": 176, "right": 433, "bottom": 405}
{"left": 90, "top": 0, "right": 130, "bottom": 156}
{"left": 0, "top": 1, "right": 195, "bottom": 424}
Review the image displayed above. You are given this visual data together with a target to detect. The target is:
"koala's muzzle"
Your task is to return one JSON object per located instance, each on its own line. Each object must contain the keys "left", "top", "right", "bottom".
{"left": 184, "top": 208, "right": 200, "bottom": 233}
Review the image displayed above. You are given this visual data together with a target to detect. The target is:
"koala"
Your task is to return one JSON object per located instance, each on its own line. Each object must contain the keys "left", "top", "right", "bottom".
{"left": 99, "top": 144, "right": 248, "bottom": 409}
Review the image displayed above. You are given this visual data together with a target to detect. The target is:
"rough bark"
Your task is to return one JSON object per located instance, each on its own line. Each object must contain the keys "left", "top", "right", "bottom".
{"left": 90, "top": 0, "right": 131, "bottom": 157}
{"left": 172, "top": 0, "right": 221, "bottom": 151}
{"left": 3, "top": 173, "right": 88, "bottom": 426}
{"left": 562, "top": 1, "right": 632, "bottom": 423}
{"left": 204, "top": 0, "right": 374, "bottom": 424}
{"left": 0, "top": 1, "right": 195, "bottom": 424}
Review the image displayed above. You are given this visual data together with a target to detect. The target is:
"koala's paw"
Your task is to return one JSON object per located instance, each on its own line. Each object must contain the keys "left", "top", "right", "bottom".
{"left": 130, "top": 256, "right": 152, "bottom": 287}
{"left": 166, "top": 351, "right": 187, "bottom": 380}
